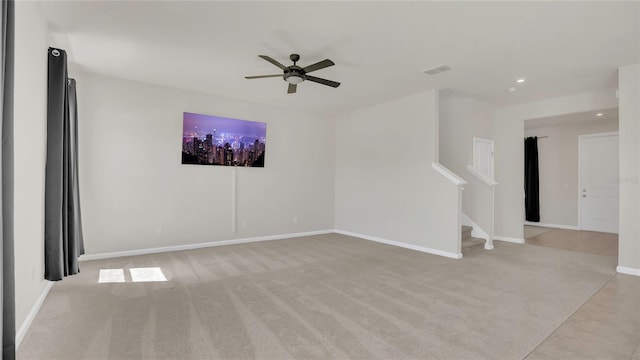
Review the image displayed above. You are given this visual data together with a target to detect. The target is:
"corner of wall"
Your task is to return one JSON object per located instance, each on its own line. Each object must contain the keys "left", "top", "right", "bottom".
{"left": 617, "top": 62, "right": 640, "bottom": 271}
{"left": 14, "top": 0, "right": 53, "bottom": 341}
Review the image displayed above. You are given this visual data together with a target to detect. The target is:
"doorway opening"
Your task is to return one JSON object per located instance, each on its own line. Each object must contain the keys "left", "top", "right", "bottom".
{"left": 523, "top": 108, "right": 619, "bottom": 257}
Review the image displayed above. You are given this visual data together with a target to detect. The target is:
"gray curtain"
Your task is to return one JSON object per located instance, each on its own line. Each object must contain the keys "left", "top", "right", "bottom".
{"left": 45, "top": 48, "right": 84, "bottom": 281}
{"left": 1, "top": 0, "right": 15, "bottom": 358}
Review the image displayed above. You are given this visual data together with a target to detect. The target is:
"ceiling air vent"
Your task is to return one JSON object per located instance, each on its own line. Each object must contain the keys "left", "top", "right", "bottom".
{"left": 424, "top": 65, "right": 451, "bottom": 75}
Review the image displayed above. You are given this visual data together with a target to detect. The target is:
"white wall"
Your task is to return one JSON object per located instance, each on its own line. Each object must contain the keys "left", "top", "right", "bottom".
{"left": 525, "top": 118, "right": 619, "bottom": 227}
{"left": 493, "top": 113, "right": 524, "bottom": 240}
{"left": 335, "top": 90, "right": 460, "bottom": 256}
{"left": 439, "top": 89, "right": 494, "bottom": 174}
{"left": 493, "top": 90, "right": 618, "bottom": 240}
{"left": 618, "top": 63, "right": 640, "bottom": 272}
{"left": 72, "top": 71, "right": 335, "bottom": 255}
{"left": 14, "top": 0, "right": 50, "bottom": 340}
{"left": 439, "top": 89, "right": 495, "bottom": 237}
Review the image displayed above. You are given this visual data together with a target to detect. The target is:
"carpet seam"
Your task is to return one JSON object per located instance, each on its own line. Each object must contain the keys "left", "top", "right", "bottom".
{"left": 521, "top": 272, "right": 618, "bottom": 359}
{"left": 627, "top": 337, "right": 640, "bottom": 360}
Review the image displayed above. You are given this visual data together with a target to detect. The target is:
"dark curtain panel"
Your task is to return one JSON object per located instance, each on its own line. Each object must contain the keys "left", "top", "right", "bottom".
{"left": 1, "top": 0, "right": 15, "bottom": 358}
{"left": 68, "top": 79, "right": 84, "bottom": 258}
{"left": 524, "top": 136, "right": 540, "bottom": 222}
{"left": 45, "top": 48, "right": 84, "bottom": 281}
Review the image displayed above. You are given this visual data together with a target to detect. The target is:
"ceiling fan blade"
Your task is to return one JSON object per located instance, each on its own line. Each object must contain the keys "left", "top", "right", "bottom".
{"left": 305, "top": 75, "right": 341, "bottom": 88}
{"left": 302, "top": 59, "right": 335, "bottom": 73}
{"left": 245, "top": 74, "right": 282, "bottom": 79}
{"left": 287, "top": 83, "right": 297, "bottom": 94}
{"left": 258, "top": 55, "right": 287, "bottom": 70}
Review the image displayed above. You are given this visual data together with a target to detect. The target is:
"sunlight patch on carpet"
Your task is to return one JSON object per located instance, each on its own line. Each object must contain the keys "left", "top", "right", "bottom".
{"left": 98, "top": 269, "right": 125, "bottom": 283}
{"left": 130, "top": 267, "right": 167, "bottom": 282}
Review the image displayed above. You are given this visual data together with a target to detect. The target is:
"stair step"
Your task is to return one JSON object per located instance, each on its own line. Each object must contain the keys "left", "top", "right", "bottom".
{"left": 461, "top": 225, "right": 484, "bottom": 250}
{"left": 462, "top": 236, "right": 485, "bottom": 249}
{"left": 461, "top": 226, "right": 473, "bottom": 241}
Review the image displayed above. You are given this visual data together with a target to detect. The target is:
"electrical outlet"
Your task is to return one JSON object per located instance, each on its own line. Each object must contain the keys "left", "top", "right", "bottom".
{"left": 293, "top": 216, "right": 298, "bottom": 224}
{"left": 156, "top": 226, "right": 164, "bottom": 236}
{"left": 242, "top": 220, "right": 248, "bottom": 228}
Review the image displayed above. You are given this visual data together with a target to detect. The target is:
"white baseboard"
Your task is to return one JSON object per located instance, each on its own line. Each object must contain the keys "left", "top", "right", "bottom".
{"left": 16, "top": 281, "right": 54, "bottom": 349}
{"left": 524, "top": 221, "right": 579, "bottom": 230}
{"left": 617, "top": 266, "right": 640, "bottom": 276}
{"left": 334, "top": 229, "right": 462, "bottom": 259}
{"left": 461, "top": 213, "right": 489, "bottom": 241}
{"left": 494, "top": 235, "right": 525, "bottom": 244}
{"left": 79, "top": 229, "right": 334, "bottom": 261}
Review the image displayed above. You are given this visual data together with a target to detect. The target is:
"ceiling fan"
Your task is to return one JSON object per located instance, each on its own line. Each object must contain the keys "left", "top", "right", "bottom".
{"left": 245, "top": 54, "right": 340, "bottom": 94}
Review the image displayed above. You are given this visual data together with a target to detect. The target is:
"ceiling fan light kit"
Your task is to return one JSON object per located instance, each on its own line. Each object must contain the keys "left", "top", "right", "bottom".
{"left": 245, "top": 53, "right": 340, "bottom": 94}
{"left": 284, "top": 71, "right": 304, "bottom": 84}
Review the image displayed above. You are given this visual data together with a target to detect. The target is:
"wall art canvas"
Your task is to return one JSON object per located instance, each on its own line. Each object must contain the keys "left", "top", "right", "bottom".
{"left": 182, "top": 112, "right": 267, "bottom": 167}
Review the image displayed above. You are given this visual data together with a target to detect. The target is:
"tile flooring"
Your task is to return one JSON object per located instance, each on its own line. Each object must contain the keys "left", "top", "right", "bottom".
{"left": 522, "top": 226, "right": 637, "bottom": 359}
{"left": 525, "top": 227, "right": 618, "bottom": 257}
{"left": 524, "top": 225, "right": 554, "bottom": 239}
{"left": 526, "top": 274, "right": 640, "bottom": 359}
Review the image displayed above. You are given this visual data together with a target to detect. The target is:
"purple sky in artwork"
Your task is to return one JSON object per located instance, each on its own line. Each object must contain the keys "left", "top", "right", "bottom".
{"left": 183, "top": 112, "right": 266, "bottom": 139}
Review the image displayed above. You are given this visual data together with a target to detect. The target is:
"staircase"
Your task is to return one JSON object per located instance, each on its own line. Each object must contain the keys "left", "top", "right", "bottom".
{"left": 461, "top": 225, "right": 485, "bottom": 249}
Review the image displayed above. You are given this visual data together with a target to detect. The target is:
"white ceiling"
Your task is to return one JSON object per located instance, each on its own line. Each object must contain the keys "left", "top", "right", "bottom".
{"left": 525, "top": 107, "right": 619, "bottom": 129}
{"left": 39, "top": 1, "right": 639, "bottom": 115}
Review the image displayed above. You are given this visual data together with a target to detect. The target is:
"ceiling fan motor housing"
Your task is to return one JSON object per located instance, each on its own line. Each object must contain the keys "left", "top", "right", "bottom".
{"left": 284, "top": 66, "right": 305, "bottom": 84}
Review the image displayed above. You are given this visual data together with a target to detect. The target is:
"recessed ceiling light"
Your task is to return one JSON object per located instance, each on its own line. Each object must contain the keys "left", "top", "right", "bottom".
{"left": 516, "top": 78, "right": 526, "bottom": 83}
{"left": 596, "top": 113, "right": 603, "bottom": 117}
{"left": 507, "top": 87, "right": 517, "bottom": 92}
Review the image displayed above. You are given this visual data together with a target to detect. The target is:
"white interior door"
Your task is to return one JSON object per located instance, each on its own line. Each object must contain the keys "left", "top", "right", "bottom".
{"left": 473, "top": 137, "right": 494, "bottom": 180}
{"left": 579, "top": 133, "right": 619, "bottom": 233}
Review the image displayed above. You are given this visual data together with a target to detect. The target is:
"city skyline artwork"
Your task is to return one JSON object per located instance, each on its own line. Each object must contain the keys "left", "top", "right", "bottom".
{"left": 182, "top": 112, "right": 267, "bottom": 167}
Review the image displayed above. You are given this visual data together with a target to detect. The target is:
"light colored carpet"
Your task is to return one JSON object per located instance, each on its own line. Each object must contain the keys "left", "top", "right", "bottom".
{"left": 18, "top": 233, "right": 617, "bottom": 360}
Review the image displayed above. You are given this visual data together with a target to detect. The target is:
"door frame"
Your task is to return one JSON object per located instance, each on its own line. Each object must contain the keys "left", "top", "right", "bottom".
{"left": 577, "top": 131, "right": 619, "bottom": 231}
